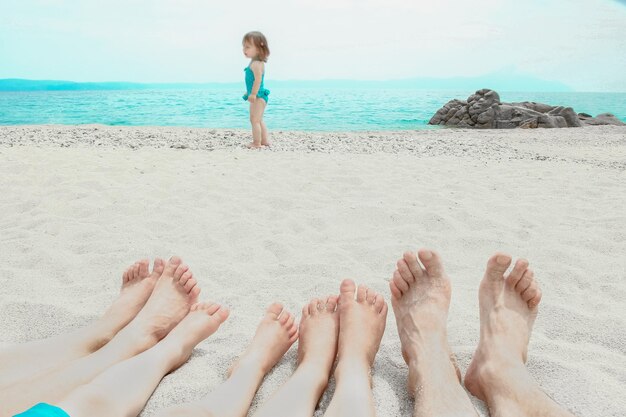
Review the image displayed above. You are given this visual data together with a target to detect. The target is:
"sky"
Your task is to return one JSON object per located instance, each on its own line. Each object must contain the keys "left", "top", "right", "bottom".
{"left": 0, "top": 0, "right": 625, "bottom": 91}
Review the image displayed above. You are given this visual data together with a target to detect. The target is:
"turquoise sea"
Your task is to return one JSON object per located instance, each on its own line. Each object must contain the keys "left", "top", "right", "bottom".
{"left": 0, "top": 89, "right": 624, "bottom": 131}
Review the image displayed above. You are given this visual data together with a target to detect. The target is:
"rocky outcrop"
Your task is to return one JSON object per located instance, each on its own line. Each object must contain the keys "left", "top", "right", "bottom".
{"left": 429, "top": 89, "right": 626, "bottom": 128}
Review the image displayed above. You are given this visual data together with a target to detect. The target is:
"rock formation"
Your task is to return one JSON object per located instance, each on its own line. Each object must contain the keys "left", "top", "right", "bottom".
{"left": 429, "top": 89, "right": 626, "bottom": 128}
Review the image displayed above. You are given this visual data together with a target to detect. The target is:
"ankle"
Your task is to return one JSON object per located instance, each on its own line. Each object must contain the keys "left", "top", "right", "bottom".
{"left": 232, "top": 353, "right": 270, "bottom": 377}
{"left": 334, "top": 357, "right": 372, "bottom": 383}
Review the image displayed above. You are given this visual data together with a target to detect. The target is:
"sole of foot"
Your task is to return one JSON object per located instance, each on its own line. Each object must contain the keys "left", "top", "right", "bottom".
{"left": 297, "top": 296, "right": 340, "bottom": 377}
{"left": 389, "top": 249, "right": 461, "bottom": 394}
{"left": 126, "top": 256, "right": 201, "bottom": 344}
{"left": 231, "top": 302, "right": 299, "bottom": 376}
{"left": 464, "top": 253, "right": 542, "bottom": 401}
{"left": 336, "top": 279, "right": 387, "bottom": 372}
{"left": 166, "top": 302, "right": 230, "bottom": 370}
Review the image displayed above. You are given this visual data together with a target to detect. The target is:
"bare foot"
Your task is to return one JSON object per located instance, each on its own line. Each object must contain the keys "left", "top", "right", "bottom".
{"left": 246, "top": 142, "right": 262, "bottom": 149}
{"left": 261, "top": 141, "right": 271, "bottom": 147}
{"left": 163, "top": 302, "right": 230, "bottom": 370}
{"left": 298, "top": 296, "right": 339, "bottom": 379}
{"left": 389, "top": 249, "right": 461, "bottom": 395}
{"left": 464, "top": 253, "right": 542, "bottom": 401}
{"left": 336, "top": 279, "right": 387, "bottom": 373}
{"left": 83, "top": 259, "right": 164, "bottom": 351}
{"left": 124, "top": 256, "right": 201, "bottom": 345}
{"left": 231, "top": 303, "right": 299, "bottom": 375}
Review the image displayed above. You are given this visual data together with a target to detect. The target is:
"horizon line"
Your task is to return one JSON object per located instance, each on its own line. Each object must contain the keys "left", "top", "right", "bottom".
{"left": 1, "top": 77, "right": 624, "bottom": 93}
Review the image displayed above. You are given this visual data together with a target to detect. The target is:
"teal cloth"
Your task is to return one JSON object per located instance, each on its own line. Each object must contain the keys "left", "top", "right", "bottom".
{"left": 242, "top": 64, "right": 270, "bottom": 103}
{"left": 14, "top": 403, "right": 70, "bottom": 417}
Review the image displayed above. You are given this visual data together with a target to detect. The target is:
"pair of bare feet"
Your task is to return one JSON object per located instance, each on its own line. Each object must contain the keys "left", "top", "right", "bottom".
{"left": 246, "top": 141, "right": 271, "bottom": 149}
{"left": 217, "top": 279, "right": 387, "bottom": 417}
{"left": 1, "top": 256, "right": 231, "bottom": 416}
{"left": 389, "top": 249, "right": 574, "bottom": 417}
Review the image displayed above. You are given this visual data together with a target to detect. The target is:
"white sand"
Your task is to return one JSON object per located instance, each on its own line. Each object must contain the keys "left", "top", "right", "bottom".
{"left": 0, "top": 125, "right": 625, "bottom": 416}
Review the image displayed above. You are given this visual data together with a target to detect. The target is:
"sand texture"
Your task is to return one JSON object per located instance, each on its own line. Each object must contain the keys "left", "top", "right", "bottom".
{"left": 1, "top": 125, "right": 625, "bottom": 416}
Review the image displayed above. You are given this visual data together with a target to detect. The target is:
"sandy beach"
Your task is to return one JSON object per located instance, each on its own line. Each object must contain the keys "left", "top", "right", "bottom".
{"left": 1, "top": 124, "right": 625, "bottom": 417}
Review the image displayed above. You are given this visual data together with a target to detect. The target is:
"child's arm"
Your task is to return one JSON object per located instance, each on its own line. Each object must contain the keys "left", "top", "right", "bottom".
{"left": 248, "top": 61, "right": 264, "bottom": 101}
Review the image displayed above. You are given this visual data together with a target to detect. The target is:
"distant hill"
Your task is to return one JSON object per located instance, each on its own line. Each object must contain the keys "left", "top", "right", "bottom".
{"left": 0, "top": 71, "right": 573, "bottom": 92}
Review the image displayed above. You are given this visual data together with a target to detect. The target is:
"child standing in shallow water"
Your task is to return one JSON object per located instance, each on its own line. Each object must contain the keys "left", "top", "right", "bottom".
{"left": 242, "top": 31, "right": 271, "bottom": 148}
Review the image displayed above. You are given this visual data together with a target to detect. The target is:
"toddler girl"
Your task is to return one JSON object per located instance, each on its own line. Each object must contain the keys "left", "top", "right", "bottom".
{"left": 242, "top": 31, "right": 271, "bottom": 148}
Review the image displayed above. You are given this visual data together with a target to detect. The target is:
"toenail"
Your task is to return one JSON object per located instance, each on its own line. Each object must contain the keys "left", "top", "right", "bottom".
{"left": 421, "top": 250, "right": 432, "bottom": 260}
{"left": 496, "top": 255, "right": 509, "bottom": 265}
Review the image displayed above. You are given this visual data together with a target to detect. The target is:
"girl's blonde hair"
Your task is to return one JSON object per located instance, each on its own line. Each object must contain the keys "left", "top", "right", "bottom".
{"left": 242, "top": 31, "right": 270, "bottom": 62}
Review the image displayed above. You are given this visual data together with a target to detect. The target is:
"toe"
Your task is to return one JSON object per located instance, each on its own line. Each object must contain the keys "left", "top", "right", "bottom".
{"left": 403, "top": 251, "right": 425, "bottom": 279}
{"left": 379, "top": 300, "right": 388, "bottom": 317}
{"left": 288, "top": 325, "right": 298, "bottom": 338}
{"left": 174, "top": 264, "right": 189, "bottom": 281}
{"left": 396, "top": 258, "right": 415, "bottom": 284}
{"left": 214, "top": 306, "right": 230, "bottom": 323}
{"left": 284, "top": 313, "right": 296, "bottom": 329}
{"left": 515, "top": 269, "right": 534, "bottom": 294}
{"left": 138, "top": 259, "right": 149, "bottom": 278}
{"left": 267, "top": 302, "right": 284, "bottom": 319}
{"left": 521, "top": 282, "right": 539, "bottom": 304}
{"left": 179, "top": 271, "right": 192, "bottom": 286}
{"left": 506, "top": 259, "right": 529, "bottom": 289}
{"left": 152, "top": 258, "right": 165, "bottom": 275}
{"left": 279, "top": 311, "right": 291, "bottom": 325}
{"left": 485, "top": 252, "right": 512, "bottom": 281}
{"left": 184, "top": 277, "right": 198, "bottom": 293}
{"left": 339, "top": 279, "right": 357, "bottom": 301}
{"left": 131, "top": 263, "right": 139, "bottom": 281}
{"left": 389, "top": 280, "right": 402, "bottom": 299}
{"left": 190, "top": 285, "right": 201, "bottom": 300}
{"left": 392, "top": 270, "right": 409, "bottom": 293}
{"left": 528, "top": 288, "right": 542, "bottom": 308}
{"left": 374, "top": 294, "right": 385, "bottom": 313}
{"left": 122, "top": 268, "right": 129, "bottom": 283}
{"left": 164, "top": 256, "right": 183, "bottom": 275}
{"left": 418, "top": 249, "right": 445, "bottom": 278}
{"left": 206, "top": 302, "right": 220, "bottom": 315}
{"left": 356, "top": 285, "right": 368, "bottom": 302}
{"left": 301, "top": 304, "right": 310, "bottom": 318}
{"left": 366, "top": 288, "right": 376, "bottom": 304}
{"left": 326, "top": 295, "right": 338, "bottom": 312}
{"left": 308, "top": 299, "right": 320, "bottom": 315}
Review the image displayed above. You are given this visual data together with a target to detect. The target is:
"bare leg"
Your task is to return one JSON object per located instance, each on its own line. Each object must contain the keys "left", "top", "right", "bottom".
{"left": 0, "top": 259, "right": 163, "bottom": 388}
{"left": 158, "top": 303, "right": 299, "bottom": 417}
{"left": 390, "top": 249, "right": 478, "bottom": 417}
{"left": 324, "top": 280, "right": 387, "bottom": 417}
{"left": 260, "top": 120, "right": 270, "bottom": 146}
{"left": 56, "top": 302, "right": 229, "bottom": 417}
{"left": 1, "top": 256, "right": 200, "bottom": 416}
{"left": 247, "top": 100, "right": 266, "bottom": 148}
{"left": 253, "top": 296, "right": 339, "bottom": 417}
{"left": 464, "top": 253, "right": 577, "bottom": 417}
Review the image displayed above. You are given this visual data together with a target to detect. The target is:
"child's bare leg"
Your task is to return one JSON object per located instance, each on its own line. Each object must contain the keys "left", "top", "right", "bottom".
{"left": 56, "top": 302, "right": 229, "bottom": 417}
{"left": 253, "top": 296, "right": 339, "bottom": 417}
{"left": 260, "top": 120, "right": 270, "bottom": 146}
{"left": 390, "top": 249, "right": 478, "bottom": 417}
{"left": 323, "top": 280, "right": 387, "bottom": 417}
{"left": 158, "top": 303, "right": 298, "bottom": 417}
{"left": 0, "top": 259, "right": 163, "bottom": 389}
{"left": 465, "top": 254, "right": 577, "bottom": 417}
{"left": 0, "top": 257, "right": 200, "bottom": 417}
{"left": 247, "top": 101, "right": 266, "bottom": 148}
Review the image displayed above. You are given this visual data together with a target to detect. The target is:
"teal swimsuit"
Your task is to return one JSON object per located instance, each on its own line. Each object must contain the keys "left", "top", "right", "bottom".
{"left": 242, "top": 63, "right": 270, "bottom": 103}
{"left": 14, "top": 403, "right": 70, "bottom": 417}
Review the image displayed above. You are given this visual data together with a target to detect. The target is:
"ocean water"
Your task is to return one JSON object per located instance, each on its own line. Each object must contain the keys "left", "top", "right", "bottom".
{"left": 0, "top": 89, "right": 624, "bottom": 131}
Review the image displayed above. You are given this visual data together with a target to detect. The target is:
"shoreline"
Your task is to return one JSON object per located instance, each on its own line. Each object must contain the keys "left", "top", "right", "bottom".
{"left": 2, "top": 124, "right": 625, "bottom": 171}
